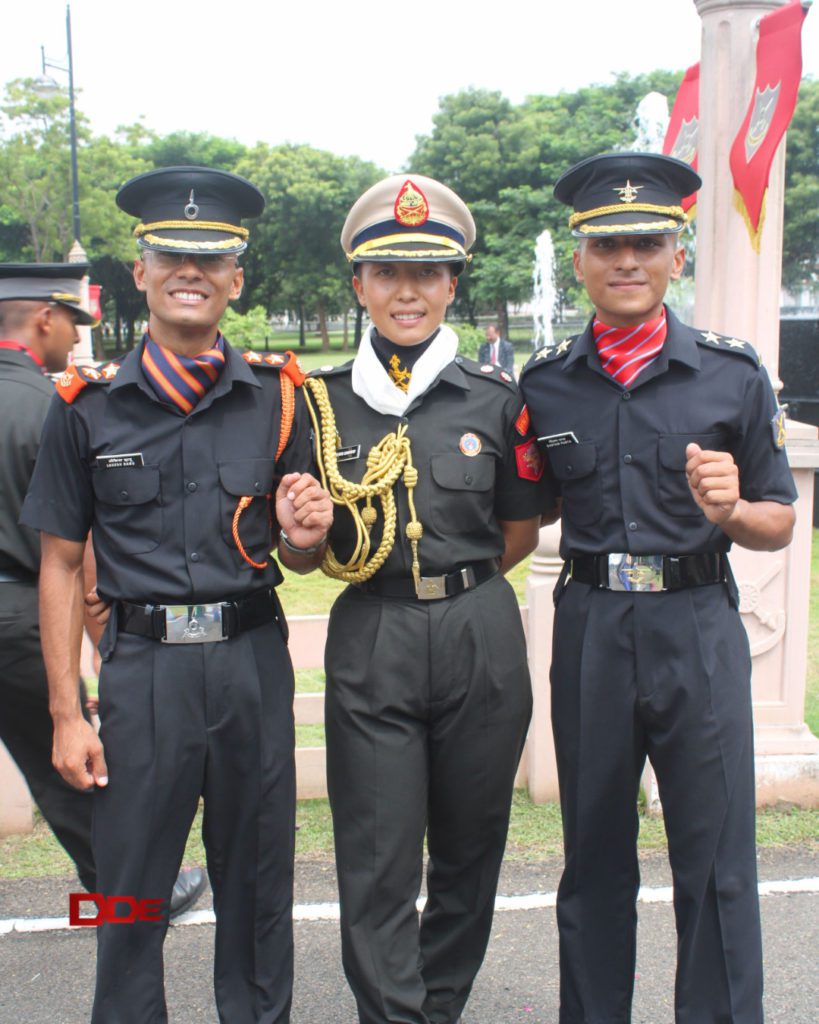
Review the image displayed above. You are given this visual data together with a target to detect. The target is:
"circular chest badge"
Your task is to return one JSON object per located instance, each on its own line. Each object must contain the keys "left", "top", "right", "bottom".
{"left": 459, "top": 432, "right": 482, "bottom": 456}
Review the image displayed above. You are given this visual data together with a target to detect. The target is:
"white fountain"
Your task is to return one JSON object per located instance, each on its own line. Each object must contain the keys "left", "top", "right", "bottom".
{"left": 632, "top": 92, "right": 670, "bottom": 152}
{"left": 531, "top": 229, "right": 556, "bottom": 351}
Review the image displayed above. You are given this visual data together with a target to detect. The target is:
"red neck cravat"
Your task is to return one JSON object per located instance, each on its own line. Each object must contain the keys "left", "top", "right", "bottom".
{"left": 592, "top": 310, "right": 667, "bottom": 388}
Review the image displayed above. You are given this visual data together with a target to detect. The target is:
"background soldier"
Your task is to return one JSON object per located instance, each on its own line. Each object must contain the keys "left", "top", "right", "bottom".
{"left": 0, "top": 262, "right": 204, "bottom": 914}
{"left": 22, "top": 168, "right": 332, "bottom": 1024}
{"left": 520, "top": 152, "right": 797, "bottom": 1024}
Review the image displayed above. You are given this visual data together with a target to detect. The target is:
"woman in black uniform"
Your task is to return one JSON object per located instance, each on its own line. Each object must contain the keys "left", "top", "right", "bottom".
{"left": 302, "top": 174, "right": 545, "bottom": 1024}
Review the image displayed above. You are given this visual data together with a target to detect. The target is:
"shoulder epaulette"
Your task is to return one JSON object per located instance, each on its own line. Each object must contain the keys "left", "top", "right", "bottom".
{"left": 457, "top": 356, "right": 517, "bottom": 391}
{"left": 241, "top": 349, "right": 306, "bottom": 385}
{"left": 308, "top": 361, "right": 353, "bottom": 379}
{"left": 694, "top": 329, "right": 760, "bottom": 367}
{"left": 56, "top": 362, "right": 120, "bottom": 404}
{"left": 522, "top": 336, "right": 577, "bottom": 376}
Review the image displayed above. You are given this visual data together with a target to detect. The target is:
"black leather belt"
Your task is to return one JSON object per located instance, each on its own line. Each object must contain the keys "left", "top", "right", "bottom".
{"left": 570, "top": 553, "right": 726, "bottom": 592}
{"left": 356, "top": 558, "right": 499, "bottom": 601}
{"left": 117, "top": 587, "right": 281, "bottom": 643}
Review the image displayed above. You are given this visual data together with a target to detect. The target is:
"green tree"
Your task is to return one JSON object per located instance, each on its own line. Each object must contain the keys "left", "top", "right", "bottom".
{"left": 783, "top": 78, "right": 818, "bottom": 292}
{"left": 142, "top": 131, "right": 247, "bottom": 171}
{"left": 237, "top": 144, "right": 382, "bottom": 348}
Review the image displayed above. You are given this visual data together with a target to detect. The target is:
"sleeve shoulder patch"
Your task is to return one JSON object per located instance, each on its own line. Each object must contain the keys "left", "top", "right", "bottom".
{"left": 515, "top": 438, "right": 544, "bottom": 481}
{"left": 695, "top": 329, "right": 760, "bottom": 366}
{"left": 515, "top": 404, "right": 531, "bottom": 436}
{"left": 55, "top": 362, "right": 117, "bottom": 403}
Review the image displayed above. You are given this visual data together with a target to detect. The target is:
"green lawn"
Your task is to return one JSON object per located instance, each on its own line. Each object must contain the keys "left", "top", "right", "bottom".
{"left": 3, "top": 535, "right": 815, "bottom": 878}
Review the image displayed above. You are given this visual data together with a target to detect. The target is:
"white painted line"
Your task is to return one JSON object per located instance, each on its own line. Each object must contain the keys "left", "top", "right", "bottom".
{"left": 2, "top": 877, "right": 817, "bottom": 936}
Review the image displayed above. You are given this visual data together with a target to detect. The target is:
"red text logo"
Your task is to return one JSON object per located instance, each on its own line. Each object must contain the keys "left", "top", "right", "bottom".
{"left": 69, "top": 893, "right": 165, "bottom": 926}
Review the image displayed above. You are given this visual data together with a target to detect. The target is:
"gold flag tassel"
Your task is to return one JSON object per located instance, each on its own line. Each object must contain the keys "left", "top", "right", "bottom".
{"left": 733, "top": 188, "right": 767, "bottom": 255}
{"left": 303, "top": 377, "right": 424, "bottom": 587}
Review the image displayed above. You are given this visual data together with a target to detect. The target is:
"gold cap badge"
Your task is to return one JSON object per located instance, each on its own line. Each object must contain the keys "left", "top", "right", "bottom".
{"left": 394, "top": 180, "right": 430, "bottom": 227}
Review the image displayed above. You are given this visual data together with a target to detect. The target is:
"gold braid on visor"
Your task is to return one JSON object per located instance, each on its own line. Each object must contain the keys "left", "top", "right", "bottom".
{"left": 134, "top": 219, "right": 250, "bottom": 239}
{"left": 568, "top": 203, "right": 686, "bottom": 230}
{"left": 347, "top": 232, "right": 469, "bottom": 263}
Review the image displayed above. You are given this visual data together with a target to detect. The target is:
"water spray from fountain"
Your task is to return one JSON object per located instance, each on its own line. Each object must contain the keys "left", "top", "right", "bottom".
{"left": 532, "top": 229, "right": 556, "bottom": 351}
{"left": 633, "top": 92, "right": 670, "bottom": 152}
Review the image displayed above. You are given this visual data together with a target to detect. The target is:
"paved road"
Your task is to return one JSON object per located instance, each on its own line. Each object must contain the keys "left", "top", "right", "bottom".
{"left": 1, "top": 848, "right": 816, "bottom": 1023}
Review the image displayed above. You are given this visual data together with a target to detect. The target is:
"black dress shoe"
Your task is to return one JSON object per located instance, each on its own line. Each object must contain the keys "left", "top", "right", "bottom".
{"left": 168, "top": 867, "right": 207, "bottom": 920}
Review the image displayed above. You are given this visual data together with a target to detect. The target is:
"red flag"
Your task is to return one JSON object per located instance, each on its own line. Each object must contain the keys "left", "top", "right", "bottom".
{"left": 729, "top": 0, "right": 809, "bottom": 251}
{"left": 88, "top": 284, "right": 102, "bottom": 326}
{"left": 663, "top": 63, "right": 700, "bottom": 216}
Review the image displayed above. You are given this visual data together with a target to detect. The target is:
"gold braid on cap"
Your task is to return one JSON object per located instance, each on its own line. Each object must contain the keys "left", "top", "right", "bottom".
{"left": 568, "top": 203, "right": 686, "bottom": 229}
{"left": 134, "top": 219, "right": 249, "bottom": 238}
{"left": 348, "top": 232, "right": 469, "bottom": 263}
{"left": 303, "top": 376, "right": 425, "bottom": 592}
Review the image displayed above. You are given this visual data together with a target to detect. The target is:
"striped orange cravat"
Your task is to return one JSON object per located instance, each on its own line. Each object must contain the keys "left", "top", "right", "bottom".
{"left": 593, "top": 310, "right": 667, "bottom": 389}
{"left": 141, "top": 334, "right": 226, "bottom": 413}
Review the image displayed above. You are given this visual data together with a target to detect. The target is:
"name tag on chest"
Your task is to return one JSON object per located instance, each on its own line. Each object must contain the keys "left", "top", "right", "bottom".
{"left": 538, "top": 432, "right": 577, "bottom": 449}
{"left": 336, "top": 444, "right": 361, "bottom": 463}
{"left": 96, "top": 452, "right": 145, "bottom": 469}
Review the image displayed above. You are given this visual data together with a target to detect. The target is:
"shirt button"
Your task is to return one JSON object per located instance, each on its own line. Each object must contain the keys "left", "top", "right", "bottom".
{"left": 186, "top": 481, "right": 198, "bottom": 492}
{"left": 464, "top": 474, "right": 473, "bottom": 485}
{"left": 622, "top": 391, "right": 632, "bottom": 401}
{"left": 254, "top": 481, "right": 261, "bottom": 492}
{"left": 565, "top": 464, "right": 573, "bottom": 474}
{"left": 190, "top": 552, "right": 200, "bottom": 562}
{"left": 623, "top": 454, "right": 633, "bottom": 464}
{"left": 628, "top": 521, "right": 638, "bottom": 531}
{"left": 120, "top": 490, "right": 129, "bottom": 500}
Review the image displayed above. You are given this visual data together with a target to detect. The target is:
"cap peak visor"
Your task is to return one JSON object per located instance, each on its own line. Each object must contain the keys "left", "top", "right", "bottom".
{"left": 0, "top": 262, "right": 97, "bottom": 325}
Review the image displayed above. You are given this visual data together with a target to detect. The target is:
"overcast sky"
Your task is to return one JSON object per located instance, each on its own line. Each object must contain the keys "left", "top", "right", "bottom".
{"left": 4, "top": 0, "right": 818, "bottom": 172}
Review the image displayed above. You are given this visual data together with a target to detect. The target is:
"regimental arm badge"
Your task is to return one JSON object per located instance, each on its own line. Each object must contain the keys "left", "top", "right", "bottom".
{"left": 394, "top": 179, "right": 430, "bottom": 227}
{"left": 515, "top": 404, "right": 531, "bottom": 437}
{"left": 771, "top": 407, "right": 787, "bottom": 450}
{"left": 515, "top": 439, "right": 544, "bottom": 482}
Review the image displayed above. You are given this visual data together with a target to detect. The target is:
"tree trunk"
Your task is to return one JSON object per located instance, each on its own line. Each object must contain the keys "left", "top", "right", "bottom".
{"left": 497, "top": 302, "right": 509, "bottom": 339}
{"left": 354, "top": 304, "right": 365, "bottom": 349}
{"left": 342, "top": 310, "right": 349, "bottom": 351}
{"left": 317, "top": 300, "right": 331, "bottom": 352}
{"left": 298, "top": 302, "right": 306, "bottom": 348}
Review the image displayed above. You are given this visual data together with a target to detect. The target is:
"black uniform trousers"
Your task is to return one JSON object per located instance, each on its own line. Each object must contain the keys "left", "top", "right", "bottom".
{"left": 0, "top": 579, "right": 96, "bottom": 890}
{"left": 325, "top": 573, "right": 533, "bottom": 1024}
{"left": 551, "top": 578, "right": 762, "bottom": 1024}
{"left": 91, "top": 618, "right": 296, "bottom": 1024}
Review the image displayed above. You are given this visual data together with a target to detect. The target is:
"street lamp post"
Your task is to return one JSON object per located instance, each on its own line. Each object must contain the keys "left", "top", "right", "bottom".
{"left": 34, "top": 3, "right": 94, "bottom": 362}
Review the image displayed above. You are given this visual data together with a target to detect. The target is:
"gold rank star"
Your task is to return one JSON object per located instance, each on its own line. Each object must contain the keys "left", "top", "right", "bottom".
{"left": 101, "top": 363, "right": 120, "bottom": 379}
{"left": 535, "top": 345, "right": 553, "bottom": 360}
{"left": 701, "top": 330, "right": 721, "bottom": 344}
{"left": 557, "top": 338, "right": 573, "bottom": 354}
{"left": 726, "top": 338, "right": 746, "bottom": 348}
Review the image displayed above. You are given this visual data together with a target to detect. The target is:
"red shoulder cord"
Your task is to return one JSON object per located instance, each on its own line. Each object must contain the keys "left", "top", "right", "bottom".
{"left": 232, "top": 367, "right": 297, "bottom": 569}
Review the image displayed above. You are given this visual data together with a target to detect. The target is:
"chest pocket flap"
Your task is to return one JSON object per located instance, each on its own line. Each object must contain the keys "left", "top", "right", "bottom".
{"left": 217, "top": 459, "right": 275, "bottom": 497}
{"left": 430, "top": 452, "right": 494, "bottom": 492}
{"left": 546, "top": 441, "right": 597, "bottom": 481}
{"left": 658, "top": 432, "right": 726, "bottom": 470}
{"left": 92, "top": 466, "right": 160, "bottom": 505}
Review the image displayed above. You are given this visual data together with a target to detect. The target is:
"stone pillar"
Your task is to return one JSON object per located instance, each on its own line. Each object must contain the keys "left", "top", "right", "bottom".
{"left": 523, "top": 523, "right": 562, "bottom": 803}
{"left": 692, "top": 0, "right": 819, "bottom": 800}
{"left": 67, "top": 238, "right": 95, "bottom": 366}
{"left": 0, "top": 744, "right": 33, "bottom": 837}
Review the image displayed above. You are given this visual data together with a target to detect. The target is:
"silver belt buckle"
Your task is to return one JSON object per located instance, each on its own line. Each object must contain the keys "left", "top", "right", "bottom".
{"left": 417, "top": 575, "right": 447, "bottom": 600}
{"left": 162, "top": 604, "right": 226, "bottom": 643}
{"left": 607, "top": 554, "right": 665, "bottom": 592}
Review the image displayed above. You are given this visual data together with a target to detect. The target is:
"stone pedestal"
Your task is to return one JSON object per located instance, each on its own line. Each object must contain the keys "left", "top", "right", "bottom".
{"left": 0, "top": 744, "right": 33, "bottom": 837}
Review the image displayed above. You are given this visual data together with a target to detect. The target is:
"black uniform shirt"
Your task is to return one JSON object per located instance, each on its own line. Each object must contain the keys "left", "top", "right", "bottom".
{"left": 21, "top": 338, "right": 313, "bottom": 604}
{"left": 312, "top": 356, "right": 545, "bottom": 578}
{"left": 0, "top": 346, "right": 54, "bottom": 576}
{"left": 519, "top": 308, "right": 797, "bottom": 559}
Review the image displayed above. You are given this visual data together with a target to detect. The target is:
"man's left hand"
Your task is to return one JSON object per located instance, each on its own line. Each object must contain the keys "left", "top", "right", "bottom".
{"left": 685, "top": 443, "right": 740, "bottom": 525}
{"left": 275, "top": 472, "right": 333, "bottom": 549}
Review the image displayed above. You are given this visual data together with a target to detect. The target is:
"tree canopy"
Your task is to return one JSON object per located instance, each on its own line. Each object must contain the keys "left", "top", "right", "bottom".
{"left": 0, "top": 70, "right": 814, "bottom": 340}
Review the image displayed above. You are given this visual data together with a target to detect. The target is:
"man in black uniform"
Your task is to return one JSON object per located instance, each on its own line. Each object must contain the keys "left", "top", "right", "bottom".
{"left": 0, "top": 262, "right": 205, "bottom": 915}
{"left": 520, "top": 153, "right": 797, "bottom": 1024}
{"left": 22, "top": 168, "right": 332, "bottom": 1024}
